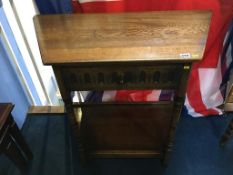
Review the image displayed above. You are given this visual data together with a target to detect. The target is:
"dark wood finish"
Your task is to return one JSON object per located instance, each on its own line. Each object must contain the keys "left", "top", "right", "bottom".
{"left": 219, "top": 25, "right": 233, "bottom": 145}
{"left": 220, "top": 81, "right": 233, "bottom": 145}
{"left": 53, "top": 67, "right": 87, "bottom": 162}
{"left": 81, "top": 103, "right": 173, "bottom": 157}
{"left": 220, "top": 86, "right": 233, "bottom": 146}
{"left": 0, "top": 103, "right": 13, "bottom": 130}
{"left": 61, "top": 63, "right": 183, "bottom": 91}
{"left": 163, "top": 63, "right": 190, "bottom": 163}
{"left": 220, "top": 118, "right": 233, "bottom": 146}
{"left": 34, "top": 11, "right": 211, "bottom": 165}
{"left": 0, "top": 103, "right": 33, "bottom": 173}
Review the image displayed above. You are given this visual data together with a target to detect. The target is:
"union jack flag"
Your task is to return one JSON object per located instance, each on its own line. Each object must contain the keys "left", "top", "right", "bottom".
{"left": 72, "top": 0, "right": 233, "bottom": 117}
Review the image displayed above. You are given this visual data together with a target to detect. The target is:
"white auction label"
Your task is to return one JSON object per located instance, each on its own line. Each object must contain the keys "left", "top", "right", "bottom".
{"left": 179, "top": 53, "right": 191, "bottom": 59}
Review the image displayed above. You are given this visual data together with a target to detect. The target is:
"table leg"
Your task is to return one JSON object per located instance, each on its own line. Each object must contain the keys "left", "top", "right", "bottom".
{"left": 9, "top": 115, "right": 33, "bottom": 160}
{"left": 163, "top": 64, "right": 191, "bottom": 165}
{"left": 162, "top": 98, "right": 183, "bottom": 165}
{"left": 3, "top": 133, "right": 28, "bottom": 173}
{"left": 220, "top": 118, "right": 233, "bottom": 146}
{"left": 53, "top": 67, "right": 87, "bottom": 164}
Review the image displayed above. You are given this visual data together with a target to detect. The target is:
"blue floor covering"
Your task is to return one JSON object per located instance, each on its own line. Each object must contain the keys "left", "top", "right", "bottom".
{"left": 1, "top": 112, "right": 233, "bottom": 175}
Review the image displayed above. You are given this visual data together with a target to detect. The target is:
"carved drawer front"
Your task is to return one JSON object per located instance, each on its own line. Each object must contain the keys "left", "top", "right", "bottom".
{"left": 61, "top": 65, "right": 184, "bottom": 90}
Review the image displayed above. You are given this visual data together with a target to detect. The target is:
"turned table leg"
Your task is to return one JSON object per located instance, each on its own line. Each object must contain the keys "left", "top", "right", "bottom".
{"left": 163, "top": 64, "right": 190, "bottom": 165}
{"left": 53, "top": 67, "right": 87, "bottom": 164}
{"left": 220, "top": 118, "right": 233, "bottom": 146}
{"left": 163, "top": 98, "right": 183, "bottom": 165}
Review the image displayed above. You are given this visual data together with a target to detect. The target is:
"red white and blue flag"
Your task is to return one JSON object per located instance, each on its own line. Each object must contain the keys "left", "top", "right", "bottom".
{"left": 72, "top": 0, "right": 233, "bottom": 117}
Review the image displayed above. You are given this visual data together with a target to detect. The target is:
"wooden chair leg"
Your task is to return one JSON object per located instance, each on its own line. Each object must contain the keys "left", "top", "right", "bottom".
{"left": 220, "top": 118, "right": 233, "bottom": 146}
{"left": 4, "top": 133, "right": 28, "bottom": 173}
{"left": 9, "top": 115, "right": 33, "bottom": 160}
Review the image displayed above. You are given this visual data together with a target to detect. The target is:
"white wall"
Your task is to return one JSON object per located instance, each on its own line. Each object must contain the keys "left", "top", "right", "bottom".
{"left": 2, "top": 0, "right": 61, "bottom": 105}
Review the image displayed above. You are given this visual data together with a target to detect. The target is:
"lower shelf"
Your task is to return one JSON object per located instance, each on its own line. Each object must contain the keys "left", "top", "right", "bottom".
{"left": 73, "top": 102, "right": 174, "bottom": 158}
{"left": 89, "top": 150, "right": 162, "bottom": 158}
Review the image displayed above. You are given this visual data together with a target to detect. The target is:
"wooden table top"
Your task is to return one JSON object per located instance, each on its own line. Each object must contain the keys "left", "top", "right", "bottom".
{"left": 34, "top": 11, "right": 211, "bottom": 65}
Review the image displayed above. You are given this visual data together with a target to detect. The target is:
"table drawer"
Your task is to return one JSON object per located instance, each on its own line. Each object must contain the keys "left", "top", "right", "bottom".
{"left": 61, "top": 65, "right": 184, "bottom": 90}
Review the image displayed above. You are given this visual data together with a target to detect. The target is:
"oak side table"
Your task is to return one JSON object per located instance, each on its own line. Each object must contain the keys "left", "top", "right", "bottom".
{"left": 34, "top": 11, "right": 211, "bottom": 164}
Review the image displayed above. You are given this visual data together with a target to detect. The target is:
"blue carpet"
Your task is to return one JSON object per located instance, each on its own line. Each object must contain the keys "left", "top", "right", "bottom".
{"left": 1, "top": 113, "right": 233, "bottom": 175}
{"left": 166, "top": 114, "right": 233, "bottom": 175}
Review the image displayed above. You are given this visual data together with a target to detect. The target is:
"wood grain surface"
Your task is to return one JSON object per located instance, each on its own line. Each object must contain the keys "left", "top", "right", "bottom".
{"left": 34, "top": 11, "right": 211, "bottom": 65}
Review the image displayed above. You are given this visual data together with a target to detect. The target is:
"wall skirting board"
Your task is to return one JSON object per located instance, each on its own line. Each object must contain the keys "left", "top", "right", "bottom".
{"left": 27, "top": 106, "right": 65, "bottom": 115}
